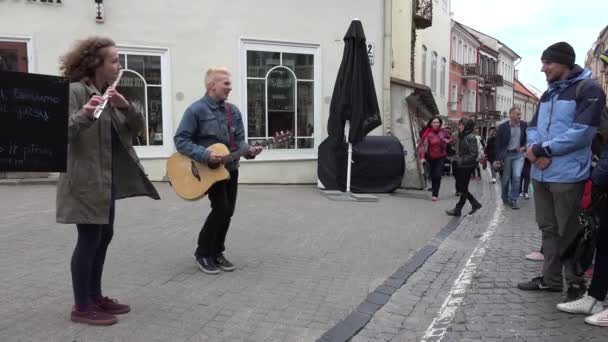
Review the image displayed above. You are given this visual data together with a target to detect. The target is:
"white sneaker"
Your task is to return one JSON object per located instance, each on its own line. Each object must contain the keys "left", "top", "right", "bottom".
{"left": 557, "top": 295, "right": 603, "bottom": 314}
{"left": 491, "top": 178, "right": 496, "bottom": 184}
{"left": 585, "top": 307, "right": 608, "bottom": 327}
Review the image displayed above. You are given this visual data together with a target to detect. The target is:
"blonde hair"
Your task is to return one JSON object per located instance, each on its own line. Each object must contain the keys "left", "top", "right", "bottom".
{"left": 204, "top": 66, "right": 231, "bottom": 90}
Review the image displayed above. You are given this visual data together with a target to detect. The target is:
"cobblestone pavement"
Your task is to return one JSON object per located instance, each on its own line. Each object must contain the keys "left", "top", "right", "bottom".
{"left": 0, "top": 180, "right": 465, "bottom": 342}
{"left": 353, "top": 182, "right": 607, "bottom": 342}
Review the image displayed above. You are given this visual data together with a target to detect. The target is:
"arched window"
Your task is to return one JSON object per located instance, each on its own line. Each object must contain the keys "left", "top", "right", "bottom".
{"left": 246, "top": 49, "right": 316, "bottom": 149}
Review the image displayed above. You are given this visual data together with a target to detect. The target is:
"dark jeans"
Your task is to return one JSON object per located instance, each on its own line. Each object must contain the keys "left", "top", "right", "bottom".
{"left": 455, "top": 166, "right": 480, "bottom": 209}
{"left": 71, "top": 200, "right": 115, "bottom": 308}
{"left": 428, "top": 158, "right": 445, "bottom": 197}
{"left": 197, "top": 170, "right": 239, "bottom": 257}
{"left": 589, "top": 206, "right": 608, "bottom": 301}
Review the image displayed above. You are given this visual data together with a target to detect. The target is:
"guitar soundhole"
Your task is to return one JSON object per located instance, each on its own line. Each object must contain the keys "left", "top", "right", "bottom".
{"left": 208, "top": 162, "right": 220, "bottom": 170}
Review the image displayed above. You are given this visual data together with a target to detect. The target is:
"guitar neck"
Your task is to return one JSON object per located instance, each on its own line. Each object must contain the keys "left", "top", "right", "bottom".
{"left": 221, "top": 138, "right": 275, "bottom": 164}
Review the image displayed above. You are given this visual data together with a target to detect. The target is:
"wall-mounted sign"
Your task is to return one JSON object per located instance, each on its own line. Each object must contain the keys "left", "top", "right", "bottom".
{"left": 0, "top": 71, "right": 68, "bottom": 172}
{"left": 367, "top": 43, "right": 375, "bottom": 66}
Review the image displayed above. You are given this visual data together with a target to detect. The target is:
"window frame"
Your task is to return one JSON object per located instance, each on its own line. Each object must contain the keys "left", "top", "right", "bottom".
{"left": 431, "top": 51, "right": 438, "bottom": 94}
{"left": 116, "top": 45, "right": 173, "bottom": 159}
{"left": 440, "top": 57, "right": 446, "bottom": 97}
{"left": 422, "top": 45, "right": 428, "bottom": 85}
{"left": 240, "top": 38, "right": 321, "bottom": 161}
{"left": 0, "top": 35, "right": 34, "bottom": 72}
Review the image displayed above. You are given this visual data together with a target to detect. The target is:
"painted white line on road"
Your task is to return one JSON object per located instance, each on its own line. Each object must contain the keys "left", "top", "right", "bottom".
{"left": 420, "top": 187, "right": 503, "bottom": 342}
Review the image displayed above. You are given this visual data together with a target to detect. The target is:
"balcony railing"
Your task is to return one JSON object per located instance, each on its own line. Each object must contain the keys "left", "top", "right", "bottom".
{"left": 463, "top": 64, "right": 480, "bottom": 78}
{"left": 414, "top": 0, "right": 433, "bottom": 29}
{"left": 482, "top": 74, "right": 504, "bottom": 87}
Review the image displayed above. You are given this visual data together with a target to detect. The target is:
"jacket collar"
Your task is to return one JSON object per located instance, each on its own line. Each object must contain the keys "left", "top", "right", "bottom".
{"left": 547, "top": 65, "right": 591, "bottom": 93}
{"left": 203, "top": 93, "right": 226, "bottom": 110}
{"left": 81, "top": 80, "right": 102, "bottom": 97}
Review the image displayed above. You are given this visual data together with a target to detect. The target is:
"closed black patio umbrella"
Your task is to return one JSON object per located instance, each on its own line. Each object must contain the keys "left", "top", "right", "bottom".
{"left": 322, "top": 19, "right": 382, "bottom": 198}
{"left": 327, "top": 19, "right": 381, "bottom": 144}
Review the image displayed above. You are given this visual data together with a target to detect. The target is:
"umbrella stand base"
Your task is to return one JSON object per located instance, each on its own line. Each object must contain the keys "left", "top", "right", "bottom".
{"left": 321, "top": 190, "right": 379, "bottom": 202}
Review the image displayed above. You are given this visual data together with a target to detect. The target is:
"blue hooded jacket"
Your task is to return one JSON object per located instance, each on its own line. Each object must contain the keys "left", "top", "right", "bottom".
{"left": 527, "top": 65, "right": 606, "bottom": 183}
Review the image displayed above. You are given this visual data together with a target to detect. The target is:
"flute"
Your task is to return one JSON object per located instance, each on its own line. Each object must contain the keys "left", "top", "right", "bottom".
{"left": 93, "top": 70, "right": 124, "bottom": 120}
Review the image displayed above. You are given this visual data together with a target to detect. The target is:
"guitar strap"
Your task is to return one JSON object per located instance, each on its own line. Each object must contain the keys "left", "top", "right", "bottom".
{"left": 224, "top": 102, "right": 238, "bottom": 151}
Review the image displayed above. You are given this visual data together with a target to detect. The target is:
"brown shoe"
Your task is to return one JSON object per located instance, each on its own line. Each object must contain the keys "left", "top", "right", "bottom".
{"left": 93, "top": 296, "right": 131, "bottom": 315}
{"left": 71, "top": 305, "right": 118, "bottom": 326}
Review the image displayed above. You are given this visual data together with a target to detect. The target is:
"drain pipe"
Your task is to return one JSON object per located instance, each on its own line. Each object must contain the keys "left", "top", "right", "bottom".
{"left": 383, "top": 0, "right": 393, "bottom": 135}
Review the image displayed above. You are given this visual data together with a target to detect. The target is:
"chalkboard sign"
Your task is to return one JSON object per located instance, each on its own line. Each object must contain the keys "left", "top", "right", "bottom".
{"left": 0, "top": 71, "right": 68, "bottom": 172}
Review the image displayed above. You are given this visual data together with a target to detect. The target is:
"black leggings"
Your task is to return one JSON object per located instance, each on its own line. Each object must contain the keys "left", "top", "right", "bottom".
{"left": 71, "top": 201, "right": 115, "bottom": 308}
{"left": 589, "top": 207, "right": 608, "bottom": 301}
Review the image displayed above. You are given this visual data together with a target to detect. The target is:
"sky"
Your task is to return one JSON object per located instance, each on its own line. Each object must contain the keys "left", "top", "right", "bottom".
{"left": 451, "top": 0, "right": 606, "bottom": 93}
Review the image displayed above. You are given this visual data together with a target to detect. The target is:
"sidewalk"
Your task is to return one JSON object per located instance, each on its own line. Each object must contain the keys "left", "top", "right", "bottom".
{"left": 0, "top": 178, "right": 468, "bottom": 342}
{"left": 353, "top": 183, "right": 607, "bottom": 341}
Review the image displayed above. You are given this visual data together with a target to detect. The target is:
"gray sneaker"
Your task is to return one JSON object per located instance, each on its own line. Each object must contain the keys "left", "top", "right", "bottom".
{"left": 511, "top": 201, "right": 520, "bottom": 210}
{"left": 214, "top": 253, "right": 236, "bottom": 272}
{"left": 194, "top": 254, "right": 220, "bottom": 274}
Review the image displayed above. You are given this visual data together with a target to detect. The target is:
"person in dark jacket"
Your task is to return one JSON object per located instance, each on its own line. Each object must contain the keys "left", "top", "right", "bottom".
{"left": 556, "top": 48, "right": 608, "bottom": 327}
{"left": 495, "top": 107, "right": 527, "bottom": 209}
{"left": 446, "top": 118, "right": 482, "bottom": 216}
{"left": 485, "top": 127, "right": 497, "bottom": 183}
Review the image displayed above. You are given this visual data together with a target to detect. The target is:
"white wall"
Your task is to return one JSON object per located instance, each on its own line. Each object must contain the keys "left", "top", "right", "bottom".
{"left": 0, "top": 0, "right": 384, "bottom": 183}
{"left": 415, "top": 0, "right": 451, "bottom": 116}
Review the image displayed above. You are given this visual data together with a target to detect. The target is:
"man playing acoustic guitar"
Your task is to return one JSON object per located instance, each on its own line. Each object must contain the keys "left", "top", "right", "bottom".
{"left": 174, "top": 67, "right": 263, "bottom": 274}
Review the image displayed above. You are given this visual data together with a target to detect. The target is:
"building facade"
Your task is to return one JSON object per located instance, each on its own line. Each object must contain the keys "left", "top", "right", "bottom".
{"left": 0, "top": 0, "right": 385, "bottom": 183}
{"left": 414, "top": 0, "right": 451, "bottom": 116}
{"left": 463, "top": 26, "right": 519, "bottom": 120}
{"left": 586, "top": 25, "right": 608, "bottom": 95}
{"left": 448, "top": 20, "right": 481, "bottom": 121}
{"left": 513, "top": 74, "right": 539, "bottom": 123}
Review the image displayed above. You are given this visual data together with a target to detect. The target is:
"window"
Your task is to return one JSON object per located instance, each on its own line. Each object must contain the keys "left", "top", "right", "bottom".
{"left": 457, "top": 40, "right": 462, "bottom": 64}
{"left": 431, "top": 51, "right": 438, "bottom": 93}
{"left": 470, "top": 47, "right": 475, "bottom": 63}
{"left": 440, "top": 58, "right": 446, "bottom": 97}
{"left": 451, "top": 83, "right": 457, "bottom": 111}
{"left": 117, "top": 48, "right": 172, "bottom": 157}
{"left": 0, "top": 40, "right": 29, "bottom": 72}
{"left": 472, "top": 90, "right": 476, "bottom": 112}
{"left": 242, "top": 40, "right": 320, "bottom": 152}
{"left": 452, "top": 36, "right": 457, "bottom": 62}
{"left": 464, "top": 44, "right": 468, "bottom": 64}
{"left": 422, "top": 45, "right": 427, "bottom": 85}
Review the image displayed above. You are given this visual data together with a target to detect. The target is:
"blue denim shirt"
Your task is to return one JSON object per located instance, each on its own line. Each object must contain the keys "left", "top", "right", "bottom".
{"left": 174, "top": 94, "right": 248, "bottom": 170}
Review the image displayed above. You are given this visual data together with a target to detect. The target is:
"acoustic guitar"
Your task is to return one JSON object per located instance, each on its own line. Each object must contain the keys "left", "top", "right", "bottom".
{"left": 166, "top": 131, "right": 292, "bottom": 200}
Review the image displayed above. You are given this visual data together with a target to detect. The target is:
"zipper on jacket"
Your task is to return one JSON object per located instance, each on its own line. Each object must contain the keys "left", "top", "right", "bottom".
{"left": 541, "top": 95, "right": 556, "bottom": 182}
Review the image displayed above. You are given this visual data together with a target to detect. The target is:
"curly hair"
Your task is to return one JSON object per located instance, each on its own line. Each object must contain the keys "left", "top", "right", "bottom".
{"left": 59, "top": 36, "right": 115, "bottom": 82}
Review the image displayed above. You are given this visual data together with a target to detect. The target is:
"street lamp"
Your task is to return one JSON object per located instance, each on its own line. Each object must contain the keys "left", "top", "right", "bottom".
{"left": 95, "top": 0, "right": 104, "bottom": 24}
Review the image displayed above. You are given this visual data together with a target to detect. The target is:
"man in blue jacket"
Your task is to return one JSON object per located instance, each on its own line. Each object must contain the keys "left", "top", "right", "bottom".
{"left": 174, "top": 67, "right": 263, "bottom": 274}
{"left": 517, "top": 42, "right": 606, "bottom": 300}
{"left": 495, "top": 107, "right": 527, "bottom": 209}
